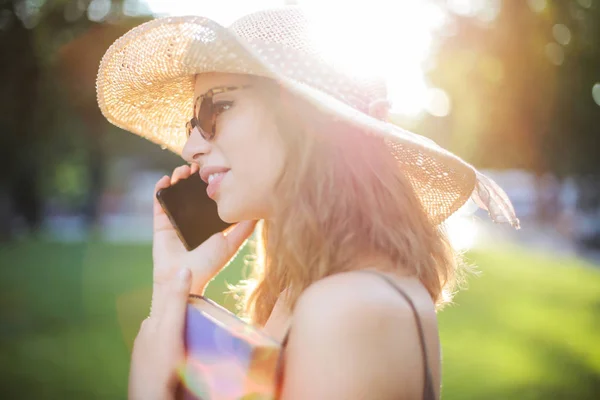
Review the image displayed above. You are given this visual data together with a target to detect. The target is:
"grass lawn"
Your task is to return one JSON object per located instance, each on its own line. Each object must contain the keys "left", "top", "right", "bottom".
{"left": 0, "top": 240, "right": 598, "bottom": 399}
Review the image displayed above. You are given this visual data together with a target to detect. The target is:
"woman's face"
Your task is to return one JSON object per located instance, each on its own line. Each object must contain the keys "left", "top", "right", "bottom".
{"left": 182, "top": 73, "right": 287, "bottom": 223}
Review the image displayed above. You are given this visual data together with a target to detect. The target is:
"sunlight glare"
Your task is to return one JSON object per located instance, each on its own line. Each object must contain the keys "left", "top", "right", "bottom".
{"left": 445, "top": 217, "right": 479, "bottom": 251}
{"left": 443, "top": 199, "right": 480, "bottom": 251}
{"left": 300, "top": 0, "right": 446, "bottom": 117}
{"left": 141, "top": 0, "right": 448, "bottom": 116}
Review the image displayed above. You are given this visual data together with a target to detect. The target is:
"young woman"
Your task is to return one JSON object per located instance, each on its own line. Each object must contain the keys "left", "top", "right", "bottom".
{"left": 97, "top": 7, "right": 519, "bottom": 400}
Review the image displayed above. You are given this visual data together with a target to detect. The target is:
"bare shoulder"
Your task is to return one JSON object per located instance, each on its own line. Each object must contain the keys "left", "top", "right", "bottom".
{"left": 279, "top": 270, "right": 440, "bottom": 400}
{"left": 294, "top": 270, "right": 437, "bottom": 323}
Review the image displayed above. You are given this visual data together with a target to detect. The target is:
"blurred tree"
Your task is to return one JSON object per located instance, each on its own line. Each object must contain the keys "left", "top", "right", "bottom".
{"left": 0, "top": 0, "right": 42, "bottom": 239}
{"left": 425, "top": 0, "right": 600, "bottom": 176}
{"left": 0, "top": 0, "right": 153, "bottom": 238}
{"left": 55, "top": 10, "right": 151, "bottom": 226}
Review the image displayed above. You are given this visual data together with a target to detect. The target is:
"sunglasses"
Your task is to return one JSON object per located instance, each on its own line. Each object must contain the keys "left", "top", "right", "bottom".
{"left": 185, "top": 85, "right": 252, "bottom": 141}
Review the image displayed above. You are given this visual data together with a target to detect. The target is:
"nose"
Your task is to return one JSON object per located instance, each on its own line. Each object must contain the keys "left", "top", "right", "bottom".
{"left": 182, "top": 127, "right": 212, "bottom": 164}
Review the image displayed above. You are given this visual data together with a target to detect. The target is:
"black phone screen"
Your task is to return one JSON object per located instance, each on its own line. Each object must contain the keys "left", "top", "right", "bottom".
{"left": 155, "top": 173, "right": 231, "bottom": 251}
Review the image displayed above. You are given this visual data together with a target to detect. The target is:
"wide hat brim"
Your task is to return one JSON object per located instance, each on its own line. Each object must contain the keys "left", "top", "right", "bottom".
{"left": 96, "top": 10, "right": 520, "bottom": 228}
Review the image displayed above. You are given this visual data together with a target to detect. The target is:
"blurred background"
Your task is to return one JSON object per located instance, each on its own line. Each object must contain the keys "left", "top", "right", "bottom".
{"left": 1, "top": 0, "right": 599, "bottom": 398}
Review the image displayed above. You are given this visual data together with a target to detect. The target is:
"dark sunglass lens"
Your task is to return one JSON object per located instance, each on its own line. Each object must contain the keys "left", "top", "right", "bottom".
{"left": 186, "top": 118, "right": 198, "bottom": 138}
{"left": 198, "top": 96, "right": 216, "bottom": 140}
{"left": 185, "top": 121, "right": 192, "bottom": 137}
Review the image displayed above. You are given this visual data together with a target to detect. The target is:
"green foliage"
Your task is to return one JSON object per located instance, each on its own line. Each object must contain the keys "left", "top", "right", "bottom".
{"left": 439, "top": 246, "right": 600, "bottom": 399}
{"left": 425, "top": 0, "right": 600, "bottom": 175}
{"left": 0, "top": 241, "right": 598, "bottom": 399}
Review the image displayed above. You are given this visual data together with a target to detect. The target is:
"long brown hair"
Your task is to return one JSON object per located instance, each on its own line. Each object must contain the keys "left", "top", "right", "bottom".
{"left": 232, "top": 81, "right": 464, "bottom": 326}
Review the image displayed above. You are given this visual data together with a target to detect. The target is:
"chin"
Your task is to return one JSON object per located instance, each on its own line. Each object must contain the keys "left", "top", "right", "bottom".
{"left": 216, "top": 206, "right": 237, "bottom": 224}
{"left": 215, "top": 195, "right": 264, "bottom": 223}
{"left": 215, "top": 198, "right": 245, "bottom": 224}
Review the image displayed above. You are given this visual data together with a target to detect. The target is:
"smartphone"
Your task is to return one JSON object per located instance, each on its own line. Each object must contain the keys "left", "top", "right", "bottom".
{"left": 155, "top": 172, "right": 231, "bottom": 251}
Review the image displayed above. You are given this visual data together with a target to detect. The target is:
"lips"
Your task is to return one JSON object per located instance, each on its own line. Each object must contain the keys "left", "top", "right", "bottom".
{"left": 200, "top": 166, "right": 231, "bottom": 184}
{"left": 206, "top": 172, "right": 228, "bottom": 199}
{"left": 200, "top": 166, "right": 231, "bottom": 199}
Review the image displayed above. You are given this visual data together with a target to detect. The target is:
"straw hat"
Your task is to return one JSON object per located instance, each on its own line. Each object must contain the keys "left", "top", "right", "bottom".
{"left": 96, "top": 6, "right": 520, "bottom": 228}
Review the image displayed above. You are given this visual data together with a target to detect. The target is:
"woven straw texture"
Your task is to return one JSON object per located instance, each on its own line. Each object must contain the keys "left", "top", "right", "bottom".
{"left": 96, "top": 7, "right": 519, "bottom": 227}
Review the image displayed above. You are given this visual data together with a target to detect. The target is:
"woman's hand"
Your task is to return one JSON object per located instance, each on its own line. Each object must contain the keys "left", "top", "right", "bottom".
{"left": 152, "top": 164, "right": 257, "bottom": 295}
{"left": 129, "top": 268, "right": 191, "bottom": 400}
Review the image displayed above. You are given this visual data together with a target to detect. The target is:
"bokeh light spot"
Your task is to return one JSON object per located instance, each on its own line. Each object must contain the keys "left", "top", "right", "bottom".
{"left": 87, "top": 0, "right": 112, "bottom": 22}
{"left": 592, "top": 83, "right": 600, "bottom": 107}
{"left": 527, "top": 0, "right": 547, "bottom": 13}
{"left": 124, "top": 0, "right": 153, "bottom": 17}
{"left": 14, "top": 0, "right": 43, "bottom": 29}
{"left": 477, "top": 0, "right": 502, "bottom": 23}
{"left": 425, "top": 88, "right": 451, "bottom": 117}
{"left": 552, "top": 24, "right": 571, "bottom": 46}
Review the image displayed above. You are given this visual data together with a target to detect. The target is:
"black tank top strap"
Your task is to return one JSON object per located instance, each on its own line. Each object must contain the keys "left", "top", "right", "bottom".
{"left": 357, "top": 269, "right": 436, "bottom": 400}
{"left": 281, "top": 328, "right": 291, "bottom": 348}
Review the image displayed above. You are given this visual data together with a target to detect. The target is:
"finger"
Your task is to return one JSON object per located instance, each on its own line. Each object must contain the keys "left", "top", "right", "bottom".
{"left": 153, "top": 175, "right": 171, "bottom": 214}
{"left": 171, "top": 165, "right": 191, "bottom": 185}
{"left": 158, "top": 268, "right": 192, "bottom": 334}
{"left": 223, "top": 220, "right": 258, "bottom": 255}
{"left": 189, "top": 163, "right": 200, "bottom": 175}
{"left": 153, "top": 175, "right": 174, "bottom": 232}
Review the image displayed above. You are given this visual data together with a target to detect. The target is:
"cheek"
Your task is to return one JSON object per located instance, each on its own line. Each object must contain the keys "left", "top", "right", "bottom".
{"left": 236, "top": 127, "right": 285, "bottom": 190}
{"left": 251, "top": 138, "right": 286, "bottom": 190}
{"left": 256, "top": 121, "right": 286, "bottom": 185}
{"left": 219, "top": 115, "right": 286, "bottom": 215}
